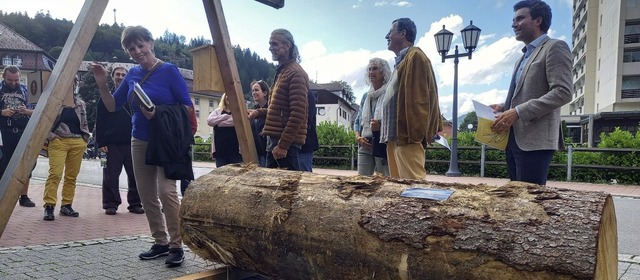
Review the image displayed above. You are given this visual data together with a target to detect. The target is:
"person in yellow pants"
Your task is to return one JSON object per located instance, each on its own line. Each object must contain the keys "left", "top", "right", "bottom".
{"left": 43, "top": 80, "right": 90, "bottom": 221}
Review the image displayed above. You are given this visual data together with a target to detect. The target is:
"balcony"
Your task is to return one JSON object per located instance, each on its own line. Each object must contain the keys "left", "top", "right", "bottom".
{"left": 625, "top": 34, "right": 640, "bottom": 44}
{"left": 621, "top": 89, "right": 640, "bottom": 99}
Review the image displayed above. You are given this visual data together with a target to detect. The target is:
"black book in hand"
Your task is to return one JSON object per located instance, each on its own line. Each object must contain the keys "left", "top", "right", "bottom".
{"left": 133, "top": 82, "right": 155, "bottom": 111}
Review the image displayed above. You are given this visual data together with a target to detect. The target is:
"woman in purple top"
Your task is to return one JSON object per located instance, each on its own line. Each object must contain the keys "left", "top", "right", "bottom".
{"left": 90, "top": 25, "right": 191, "bottom": 268}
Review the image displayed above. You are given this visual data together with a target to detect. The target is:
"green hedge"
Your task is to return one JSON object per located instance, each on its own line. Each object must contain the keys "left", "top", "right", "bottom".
{"left": 191, "top": 125, "right": 640, "bottom": 184}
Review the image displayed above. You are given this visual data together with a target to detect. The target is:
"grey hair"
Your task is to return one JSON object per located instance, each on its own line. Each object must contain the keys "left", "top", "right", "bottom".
{"left": 271, "top": 28, "right": 300, "bottom": 63}
{"left": 364, "top": 58, "right": 392, "bottom": 86}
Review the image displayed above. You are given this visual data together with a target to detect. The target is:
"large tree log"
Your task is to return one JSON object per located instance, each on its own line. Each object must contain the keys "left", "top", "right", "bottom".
{"left": 180, "top": 165, "right": 617, "bottom": 280}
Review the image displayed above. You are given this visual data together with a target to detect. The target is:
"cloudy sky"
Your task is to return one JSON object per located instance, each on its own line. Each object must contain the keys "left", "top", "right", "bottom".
{"left": 3, "top": 0, "right": 573, "bottom": 119}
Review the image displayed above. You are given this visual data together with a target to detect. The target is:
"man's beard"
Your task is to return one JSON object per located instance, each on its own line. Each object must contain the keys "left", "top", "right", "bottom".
{"left": 2, "top": 81, "right": 17, "bottom": 90}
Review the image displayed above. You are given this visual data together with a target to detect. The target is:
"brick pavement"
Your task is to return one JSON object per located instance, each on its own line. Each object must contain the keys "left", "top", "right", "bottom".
{"left": 1, "top": 162, "right": 639, "bottom": 279}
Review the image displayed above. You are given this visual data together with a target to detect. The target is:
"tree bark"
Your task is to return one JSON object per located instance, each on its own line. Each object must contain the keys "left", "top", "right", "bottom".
{"left": 180, "top": 165, "right": 617, "bottom": 280}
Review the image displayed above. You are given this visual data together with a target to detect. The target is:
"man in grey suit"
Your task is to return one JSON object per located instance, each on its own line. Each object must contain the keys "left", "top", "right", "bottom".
{"left": 490, "top": 0, "right": 572, "bottom": 185}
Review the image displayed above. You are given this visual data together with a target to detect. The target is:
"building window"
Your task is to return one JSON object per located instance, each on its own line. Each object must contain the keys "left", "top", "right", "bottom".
{"left": 194, "top": 97, "right": 200, "bottom": 105}
{"left": 624, "top": 22, "right": 640, "bottom": 44}
{"left": 317, "top": 106, "right": 326, "bottom": 116}
{"left": 209, "top": 100, "right": 213, "bottom": 107}
{"left": 12, "top": 55, "right": 22, "bottom": 67}
{"left": 623, "top": 49, "right": 640, "bottom": 62}
{"left": 622, "top": 76, "right": 640, "bottom": 98}
{"left": 2, "top": 55, "right": 11, "bottom": 66}
{"left": 196, "top": 110, "right": 200, "bottom": 118}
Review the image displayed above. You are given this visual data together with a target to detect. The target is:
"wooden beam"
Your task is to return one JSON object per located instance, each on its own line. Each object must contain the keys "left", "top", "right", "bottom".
{"left": 0, "top": 0, "right": 108, "bottom": 237}
{"left": 202, "top": 0, "right": 258, "bottom": 164}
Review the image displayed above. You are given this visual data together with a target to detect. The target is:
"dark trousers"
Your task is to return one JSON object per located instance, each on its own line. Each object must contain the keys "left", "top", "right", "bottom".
{"left": 505, "top": 129, "right": 555, "bottom": 185}
{"left": 215, "top": 153, "right": 243, "bottom": 168}
{"left": 102, "top": 143, "right": 141, "bottom": 210}
{"left": 0, "top": 129, "right": 23, "bottom": 177}
{"left": 266, "top": 146, "right": 301, "bottom": 171}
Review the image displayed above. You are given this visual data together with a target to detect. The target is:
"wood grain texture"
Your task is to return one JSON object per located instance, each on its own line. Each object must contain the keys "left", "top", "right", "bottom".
{"left": 181, "top": 165, "right": 617, "bottom": 280}
{"left": 202, "top": 0, "right": 257, "bottom": 165}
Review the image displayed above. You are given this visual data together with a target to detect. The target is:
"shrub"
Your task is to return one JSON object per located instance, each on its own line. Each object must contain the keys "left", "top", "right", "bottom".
{"left": 193, "top": 137, "right": 212, "bottom": 162}
{"left": 315, "top": 121, "right": 356, "bottom": 169}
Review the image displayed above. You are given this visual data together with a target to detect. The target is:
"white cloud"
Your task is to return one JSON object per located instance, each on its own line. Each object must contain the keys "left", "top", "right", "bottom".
{"left": 394, "top": 1, "right": 413, "bottom": 7}
{"left": 300, "top": 47, "right": 392, "bottom": 88}
{"left": 295, "top": 14, "right": 522, "bottom": 119}
{"left": 300, "top": 41, "right": 327, "bottom": 60}
{"left": 439, "top": 88, "right": 509, "bottom": 120}
{"left": 373, "top": 0, "right": 413, "bottom": 7}
{"left": 415, "top": 15, "right": 521, "bottom": 89}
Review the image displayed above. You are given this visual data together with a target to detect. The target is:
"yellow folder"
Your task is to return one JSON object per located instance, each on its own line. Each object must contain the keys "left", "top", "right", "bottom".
{"left": 475, "top": 118, "right": 509, "bottom": 150}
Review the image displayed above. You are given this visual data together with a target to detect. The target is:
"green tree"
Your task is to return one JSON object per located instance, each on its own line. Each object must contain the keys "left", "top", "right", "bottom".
{"left": 459, "top": 111, "right": 478, "bottom": 132}
{"left": 332, "top": 80, "right": 355, "bottom": 103}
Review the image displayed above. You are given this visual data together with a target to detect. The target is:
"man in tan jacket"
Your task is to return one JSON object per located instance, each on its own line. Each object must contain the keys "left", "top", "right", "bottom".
{"left": 379, "top": 18, "right": 442, "bottom": 179}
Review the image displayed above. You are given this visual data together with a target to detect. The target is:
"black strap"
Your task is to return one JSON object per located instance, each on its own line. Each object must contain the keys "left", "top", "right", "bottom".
{"left": 140, "top": 60, "right": 164, "bottom": 85}
{"left": 128, "top": 60, "right": 164, "bottom": 106}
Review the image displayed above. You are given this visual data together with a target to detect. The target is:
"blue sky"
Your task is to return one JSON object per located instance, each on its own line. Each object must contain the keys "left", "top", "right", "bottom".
{"left": 4, "top": 0, "right": 573, "bottom": 119}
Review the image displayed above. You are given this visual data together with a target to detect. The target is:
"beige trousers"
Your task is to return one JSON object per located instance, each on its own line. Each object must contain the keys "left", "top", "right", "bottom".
{"left": 131, "top": 138, "right": 182, "bottom": 249}
{"left": 386, "top": 141, "right": 427, "bottom": 179}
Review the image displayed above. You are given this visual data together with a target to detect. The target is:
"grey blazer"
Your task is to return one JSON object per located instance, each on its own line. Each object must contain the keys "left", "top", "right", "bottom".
{"left": 505, "top": 36, "right": 572, "bottom": 151}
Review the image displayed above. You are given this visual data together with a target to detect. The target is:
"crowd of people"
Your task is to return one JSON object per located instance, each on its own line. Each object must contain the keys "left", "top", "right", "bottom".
{"left": 0, "top": 0, "right": 570, "bottom": 270}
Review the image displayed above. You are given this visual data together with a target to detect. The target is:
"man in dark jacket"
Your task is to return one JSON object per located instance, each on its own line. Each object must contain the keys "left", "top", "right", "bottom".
{"left": 0, "top": 65, "right": 36, "bottom": 207}
{"left": 95, "top": 66, "right": 143, "bottom": 215}
{"left": 299, "top": 89, "right": 318, "bottom": 172}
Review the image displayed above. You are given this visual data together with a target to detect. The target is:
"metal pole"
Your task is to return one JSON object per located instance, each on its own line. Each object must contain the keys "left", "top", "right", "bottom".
{"left": 480, "top": 144, "right": 486, "bottom": 177}
{"left": 350, "top": 144, "right": 355, "bottom": 170}
{"left": 567, "top": 145, "right": 573, "bottom": 182}
{"left": 446, "top": 46, "right": 461, "bottom": 177}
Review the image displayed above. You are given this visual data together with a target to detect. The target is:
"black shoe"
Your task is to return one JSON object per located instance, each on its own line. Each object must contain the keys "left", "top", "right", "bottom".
{"left": 59, "top": 204, "right": 79, "bottom": 217}
{"left": 105, "top": 208, "right": 117, "bottom": 215}
{"left": 43, "top": 206, "right": 55, "bottom": 221}
{"left": 19, "top": 196, "right": 36, "bottom": 207}
{"left": 128, "top": 206, "right": 144, "bottom": 214}
{"left": 165, "top": 248, "right": 184, "bottom": 267}
{"left": 139, "top": 244, "right": 170, "bottom": 260}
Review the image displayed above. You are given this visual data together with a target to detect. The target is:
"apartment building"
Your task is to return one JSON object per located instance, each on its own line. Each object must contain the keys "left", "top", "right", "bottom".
{"left": 566, "top": 0, "right": 640, "bottom": 146}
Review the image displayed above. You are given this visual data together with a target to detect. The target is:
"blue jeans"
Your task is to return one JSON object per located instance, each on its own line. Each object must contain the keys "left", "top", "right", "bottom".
{"left": 257, "top": 154, "right": 267, "bottom": 167}
{"left": 266, "top": 146, "right": 301, "bottom": 171}
{"left": 298, "top": 151, "right": 313, "bottom": 172}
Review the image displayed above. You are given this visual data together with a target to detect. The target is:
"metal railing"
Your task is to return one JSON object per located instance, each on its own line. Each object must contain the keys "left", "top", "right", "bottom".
{"left": 191, "top": 143, "right": 639, "bottom": 182}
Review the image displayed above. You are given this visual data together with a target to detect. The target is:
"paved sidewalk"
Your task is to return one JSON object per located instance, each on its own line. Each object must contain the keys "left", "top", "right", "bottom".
{"left": 1, "top": 162, "right": 639, "bottom": 279}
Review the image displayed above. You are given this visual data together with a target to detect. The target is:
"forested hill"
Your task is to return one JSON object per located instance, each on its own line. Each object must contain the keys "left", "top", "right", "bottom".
{"left": 0, "top": 10, "right": 276, "bottom": 93}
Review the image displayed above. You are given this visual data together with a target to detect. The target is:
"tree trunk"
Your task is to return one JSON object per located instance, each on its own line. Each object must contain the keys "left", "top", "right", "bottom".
{"left": 180, "top": 165, "right": 617, "bottom": 280}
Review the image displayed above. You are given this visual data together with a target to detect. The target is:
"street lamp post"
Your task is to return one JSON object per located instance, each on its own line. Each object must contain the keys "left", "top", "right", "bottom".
{"left": 434, "top": 21, "right": 481, "bottom": 177}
